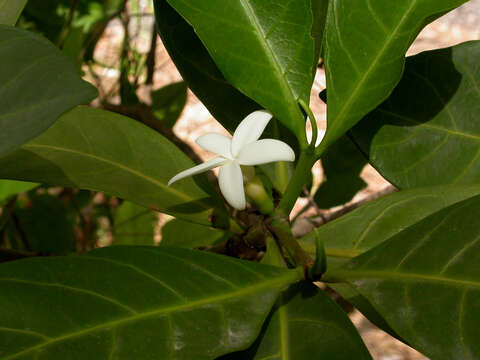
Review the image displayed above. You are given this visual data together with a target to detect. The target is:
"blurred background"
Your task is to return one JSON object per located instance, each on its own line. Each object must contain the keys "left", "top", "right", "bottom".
{"left": 1, "top": 1, "right": 479, "bottom": 358}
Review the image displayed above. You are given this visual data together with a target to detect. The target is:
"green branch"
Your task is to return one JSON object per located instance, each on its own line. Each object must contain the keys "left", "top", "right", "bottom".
{"left": 276, "top": 148, "right": 317, "bottom": 216}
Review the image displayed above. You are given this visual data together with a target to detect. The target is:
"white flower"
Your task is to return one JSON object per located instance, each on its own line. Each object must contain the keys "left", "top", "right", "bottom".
{"left": 168, "top": 110, "right": 295, "bottom": 210}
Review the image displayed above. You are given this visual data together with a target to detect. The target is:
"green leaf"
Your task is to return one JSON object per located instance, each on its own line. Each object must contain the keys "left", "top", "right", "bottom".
{"left": 351, "top": 41, "right": 480, "bottom": 189}
{"left": 0, "top": 25, "right": 97, "bottom": 155}
{"left": 154, "top": 0, "right": 260, "bottom": 133}
{"left": 161, "top": 218, "right": 230, "bottom": 249}
{"left": 113, "top": 202, "right": 156, "bottom": 246}
{"left": 14, "top": 194, "right": 77, "bottom": 255}
{"left": 0, "top": 0, "right": 27, "bottom": 25}
{"left": 0, "top": 246, "right": 301, "bottom": 359}
{"left": 152, "top": 81, "right": 188, "bottom": 129}
{"left": 163, "top": 0, "right": 317, "bottom": 139}
{"left": 320, "top": 0, "right": 467, "bottom": 148}
{"left": 299, "top": 184, "right": 480, "bottom": 267}
{"left": 229, "top": 240, "right": 372, "bottom": 359}
{"left": 311, "top": 0, "right": 329, "bottom": 71}
{"left": 223, "top": 282, "right": 372, "bottom": 360}
{"left": 0, "top": 180, "right": 37, "bottom": 203}
{"left": 0, "top": 106, "right": 218, "bottom": 225}
{"left": 261, "top": 237, "right": 285, "bottom": 267}
{"left": 315, "top": 136, "right": 367, "bottom": 209}
{"left": 328, "top": 193, "right": 480, "bottom": 360}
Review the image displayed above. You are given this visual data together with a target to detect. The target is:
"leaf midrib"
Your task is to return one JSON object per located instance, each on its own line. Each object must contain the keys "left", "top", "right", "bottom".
{"left": 4, "top": 271, "right": 300, "bottom": 359}
{"left": 278, "top": 293, "right": 289, "bottom": 360}
{"left": 24, "top": 143, "right": 209, "bottom": 208}
{"left": 237, "top": 0, "right": 303, "bottom": 122}
{"left": 334, "top": 269, "right": 480, "bottom": 289}
{"left": 327, "top": 0, "right": 418, "bottom": 136}
{"left": 377, "top": 109, "right": 480, "bottom": 142}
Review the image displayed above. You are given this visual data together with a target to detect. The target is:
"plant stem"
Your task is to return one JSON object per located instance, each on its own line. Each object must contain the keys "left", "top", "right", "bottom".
{"left": 299, "top": 99, "right": 318, "bottom": 149}
{"left": 276, "top": 148, "right": 317, "bottom": 216}
{"left": 268, "top": 216, "right": 313, "bottom": 271}
{"left": 229, "top": 218, "right": 245, "bottom": 235}
{"left": 245, "top": 176, "right": 274, "bottom": 215}
{"left": 57, "top": 0, "right": 79, "bottom": 48}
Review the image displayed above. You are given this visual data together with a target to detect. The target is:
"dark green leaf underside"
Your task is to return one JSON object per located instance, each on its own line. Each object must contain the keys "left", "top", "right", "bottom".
{"left": 315, "top": 136, "right": 367, "bottom": 209}
{"left": 351, "top": 41, "right": 480, "bottom": 189}
{"left": 0, "top": 25, "right": 96, "bottom": 155}
{"left": 154, "top": 0, "right": 260, "bottom": 133}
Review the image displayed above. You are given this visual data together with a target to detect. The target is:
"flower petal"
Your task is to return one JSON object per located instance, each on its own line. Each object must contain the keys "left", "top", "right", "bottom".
{"left": 196, "top": 133, "right": 232, "bottom": 159}
{"left": 218, "top": 161, "right": 246, "bottom": 210}
{"left": 236, "top": 139, "right": 295, "bottom": 165}
{"left": 231, "top": 110, "right": 272, "bottom": 157}
{"left": 168, "top": 157, "right": 227, "bottom": 186}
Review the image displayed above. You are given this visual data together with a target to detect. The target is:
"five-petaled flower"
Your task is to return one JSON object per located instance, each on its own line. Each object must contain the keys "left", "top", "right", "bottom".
{"left": 168, "top": 110, "right": 295, "bottom": 210}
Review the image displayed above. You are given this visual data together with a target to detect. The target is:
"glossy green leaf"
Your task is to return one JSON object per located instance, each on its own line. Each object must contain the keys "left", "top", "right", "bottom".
{"left": 299, "top": 184, "right": 480, "bottom": 267}
{"left": 223, "top": 282, "right": 372, "bottom": 360}
{"left": 225, "top": 240, "right": 372, "bottom": 360}
{"left": 163, "top": 0, "right": 317, "bottom": 139}
{"left": 315, "top": 136, "right": 367, "bottom": 209}
{"left": 327, "top": 281, "right": 403, "bottom": 341}
{"left": 14, "top": 194, "right": 76, "bottom": 255}
{"left": 311, "top": 0, "right": 329, "bottom": 71}
{"left": 0, "top": 180, "right": 37, "bottom": 203}
{"left": 113, "top": 202, "right": 156, "bottom": 246}
{"left": 161, "top": 218, "right": 230, "bottom": 249}
{"left": 154, "top": 1, "right": 301, "bottom": 153}
{"left": 151, "top": 81, "right": 188, "bottom": 129}
{"left": 0, "top": 26, "right": 97, "bottom": 155}
{"left": 321, "top": 0, "right": 467, "bottom": 148}
{"left": 351, "top": 41, "right": 480, "bottom": 189}
{"left": 0, "top": 106, "right": 218, "bottom": 225}
{"left": 0, "top": 246, "right": 301, "bottom": 359}
{"left": 0, "top": 0, "right": 27, "bottom": 25}
{"left": 329, "top": 194, "right": 480, "bottom": 360}
{"left": 154, "top": 0, "right": 260, "bottom": 133}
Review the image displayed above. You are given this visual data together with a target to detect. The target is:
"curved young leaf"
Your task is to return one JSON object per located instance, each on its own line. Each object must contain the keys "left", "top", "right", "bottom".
{"left": 223, "top": 282, "right": 372, "bottom": 360}
{"left": 161, "top": 218, "right": 230, "bottom": 249}
{"left": 320, "top": 0, "right": 467, "bottom": 148}
{"left": 0, "top": 246, "right": 301, "bottom": 359}
{"left": 163, "top": 0, "right": 317, "bottom": 139}
{"left": 0, "top": 107, "right": 218, "bottom": 225}
{"left": 328, "top": 194, "right": 480, "bottom": 360}
{"left": 154, "top": 0, "right": 260, "bottom": 133}
{"left": 0, "top": 180, "right": 37, "bottom": 203}
{"left": 351, "top": 41, "right": 480, "bottom": 189}
{"left": 299, "top": 184, "right": 480, "bottom": 267}
{"left": 0, "top": 0, "right": 27, "bottom": 25}
{"left": 0, "top": 26, "right": 97, "bottom": 155}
